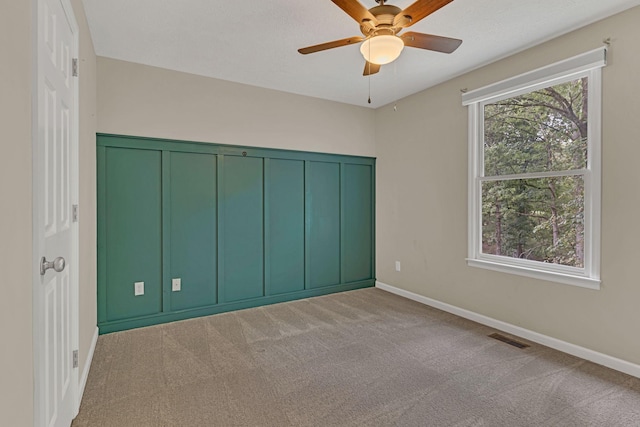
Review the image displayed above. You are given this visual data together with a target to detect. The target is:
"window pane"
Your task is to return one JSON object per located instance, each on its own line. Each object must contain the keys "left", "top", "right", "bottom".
{"left": 482, "top": 175, "right": 584, "bottom": 268}
{"left": 484, "top": 78, "right": 588, "bottom": 176}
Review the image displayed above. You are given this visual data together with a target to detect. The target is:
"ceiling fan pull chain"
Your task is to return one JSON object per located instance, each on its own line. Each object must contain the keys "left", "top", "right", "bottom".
{"left": 368, "top": 40, "right": 372, "bottom": 104}
{"left": 393, "top": 60, "right": 398, "bottom": 111}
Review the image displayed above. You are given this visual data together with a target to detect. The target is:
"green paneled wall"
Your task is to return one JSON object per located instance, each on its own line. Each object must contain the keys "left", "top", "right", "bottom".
{"left": 97, "top": 134, "right": 376, "bottom": 333}
{"left": 102, "top": 147, "right": 162, "bottom": 321}
{"left": 221, "top": 155, "right": 264, "bottom": 302}
{"left": 266, "top": 159, "right": 305, "bottom": 295}
{"left": 307, "top": 162, "right": 341, "bottom": 288}
{"left": 169, "top": 152, "right": 217, "bottom": 310}
{"left": 343, "top": 164, "right": 373, "bottom": 283}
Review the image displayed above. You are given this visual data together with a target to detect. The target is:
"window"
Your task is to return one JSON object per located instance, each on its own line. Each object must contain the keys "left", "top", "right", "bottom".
{"left": 463, "top": 48, "right": 606, "bottom": 289}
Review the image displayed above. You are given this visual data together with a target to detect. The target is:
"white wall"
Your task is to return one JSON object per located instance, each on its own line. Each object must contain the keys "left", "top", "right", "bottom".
{"left": 0, "top": 1, "right": 97, "bottom": 425}
{"left": 375, "top": 6, "right": 640, "bottom": 365}
{"left": 1, "top": 2, "right": 34, "bottom": 425}
{"left": 97, "top": 58, "right": 376, "bottom": 157}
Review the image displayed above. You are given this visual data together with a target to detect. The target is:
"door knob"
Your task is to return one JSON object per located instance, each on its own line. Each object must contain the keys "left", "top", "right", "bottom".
{"left": 40, "top": 256, "right": 66, "bottom": 276}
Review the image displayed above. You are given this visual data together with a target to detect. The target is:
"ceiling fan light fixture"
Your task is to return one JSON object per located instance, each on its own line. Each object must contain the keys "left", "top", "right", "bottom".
{"left": 360, "top": 35, "right": 404, "bottom": 65}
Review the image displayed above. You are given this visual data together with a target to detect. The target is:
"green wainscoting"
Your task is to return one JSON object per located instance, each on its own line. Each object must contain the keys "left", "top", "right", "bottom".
{"left": 168, "top": 152, "right": 217, "bottom": 311}
{"left": 266, "top": 158, "right": 305, "bottom": 296}
{"left": 221, "top": 155, "right": 265, "bottom": 303}
{"left": 97, "top": 134, "right": 376, "bottom": 333}
{"left": 307, "top": 161, "right": 341, "bottom": 289}
{"left": 343, "top": 163, "right": 374, "bottom": 283}
{"left": 101, "top": 147, "right": 163, "bottom": 321}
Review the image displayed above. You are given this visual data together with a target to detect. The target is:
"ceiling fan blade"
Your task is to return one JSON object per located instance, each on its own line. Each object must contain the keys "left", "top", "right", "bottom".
{"left": 393, "top": 0, "right": 454, "bottom": 28}
{"left": 363, "top": 61, "right": 380, "bottom": 76}
{"left": 298, "top": 36, "right": 364, "bottom": 55}
{"left": 401, "top": 31, "right": 462, "bottom": 53}
{"left": 331, "top": 0, "right": 378, "bottom": 26}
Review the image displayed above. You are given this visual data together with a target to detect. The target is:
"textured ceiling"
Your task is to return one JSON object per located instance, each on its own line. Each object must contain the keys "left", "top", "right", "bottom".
{"left": 82, "top": 0, "right": 639, "bottom": 108}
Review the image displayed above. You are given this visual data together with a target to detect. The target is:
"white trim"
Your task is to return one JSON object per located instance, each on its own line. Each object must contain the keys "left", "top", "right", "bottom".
{"left": 76, "top": 327, "right": 99, "bottom": 416}
{"left": 67, "top": 0, "right": 81, "bottom": 419}
{"left": 375, "top": 281, "right": 640, "bottom": 379}
{"left": 467, "top": 104, "right": 480, "bottom": 262}
{"left": 466, "top": 258, "right": 600, "bottom": 289}
{"left": 465, "top": 54, "right": 603, "bottom": 288}
{"left": 480, "top": 169, "right": 586, "bottom": 182}
{"left": 585, "top": 68, "right": 602, "bottom": 282}
{"left": 462, "top": 47, "right": 607, "bottom": 105}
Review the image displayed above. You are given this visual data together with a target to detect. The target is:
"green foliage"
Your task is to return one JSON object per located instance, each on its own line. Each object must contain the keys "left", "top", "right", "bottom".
{"left": 482, "top": 78, "right": 587, "bottom": 268}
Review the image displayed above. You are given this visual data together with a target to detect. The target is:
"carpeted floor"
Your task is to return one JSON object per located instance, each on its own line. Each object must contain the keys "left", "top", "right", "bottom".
{"left": 73, "top": 288, "right": 640, "bottom": 426}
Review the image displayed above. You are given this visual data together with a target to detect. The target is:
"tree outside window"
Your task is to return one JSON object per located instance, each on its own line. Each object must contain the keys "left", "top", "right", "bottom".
{"left": 482, "top": 78, "right": 587, "bottom": 268}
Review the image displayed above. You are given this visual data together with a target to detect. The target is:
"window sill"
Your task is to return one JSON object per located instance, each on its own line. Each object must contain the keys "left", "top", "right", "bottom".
{"left": 466, "top": 258, "right": 601, "bottom": 290}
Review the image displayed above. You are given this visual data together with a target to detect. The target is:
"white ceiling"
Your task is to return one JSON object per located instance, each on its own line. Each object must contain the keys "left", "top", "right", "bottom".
{"left": 82, "top": 0, "right": 639, "bottom": 108}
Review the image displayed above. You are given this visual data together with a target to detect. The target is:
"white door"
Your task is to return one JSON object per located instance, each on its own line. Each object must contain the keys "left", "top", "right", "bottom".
{"left": 34, "top": 0, "right": 79, "bottom": 426}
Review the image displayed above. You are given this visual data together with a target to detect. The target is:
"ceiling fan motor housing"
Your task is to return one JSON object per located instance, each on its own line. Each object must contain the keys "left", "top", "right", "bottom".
{"left": 360, "top": 4, "right": 403, "bottom": 36}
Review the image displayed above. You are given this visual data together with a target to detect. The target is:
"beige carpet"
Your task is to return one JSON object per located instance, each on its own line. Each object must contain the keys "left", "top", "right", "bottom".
{"left": 73, "top": 288, "right": 640, "bottom": 426}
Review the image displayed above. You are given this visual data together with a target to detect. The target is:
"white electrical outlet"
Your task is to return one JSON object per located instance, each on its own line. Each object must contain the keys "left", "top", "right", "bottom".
{"left": 134, "top": 281, "right": 144, "bottom": 296}
{"left": 172, "top": 278, "right": 181, "bottom": 292}
{"left": 395, "top": 261, "right": 401, "bottom": 272}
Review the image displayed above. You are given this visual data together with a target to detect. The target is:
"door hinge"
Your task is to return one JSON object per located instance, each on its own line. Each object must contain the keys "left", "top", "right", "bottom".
{"left": 72, "top": 204, "right": 79, "bottom": 222}
{"left": 72, "top": 58, "right": 79, "bottom": 77}
{"left": 73, "top": 350, "right": 79, "bottom": 369}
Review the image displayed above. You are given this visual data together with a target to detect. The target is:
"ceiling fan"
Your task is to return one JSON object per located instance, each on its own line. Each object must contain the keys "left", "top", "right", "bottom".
{"left": 298, "top": 0, "right": 462, "bottom": 76}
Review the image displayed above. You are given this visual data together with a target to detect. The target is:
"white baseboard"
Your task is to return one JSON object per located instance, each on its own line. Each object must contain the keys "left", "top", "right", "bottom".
{"left": 376, "top": 281, "right": 640, "bottom": 379}
{"left": 76, "top": 326, "right": 99, "bottom": 414}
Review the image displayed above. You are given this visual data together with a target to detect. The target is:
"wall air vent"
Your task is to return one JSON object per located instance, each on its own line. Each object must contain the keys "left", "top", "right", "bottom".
{"left": 488, "top": 333, "right": 530, "bottom": 349}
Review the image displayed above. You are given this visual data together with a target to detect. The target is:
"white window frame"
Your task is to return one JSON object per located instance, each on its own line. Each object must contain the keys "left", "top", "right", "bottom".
{"left": 463, "top": 47, "right": 606, "bottom": 289}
